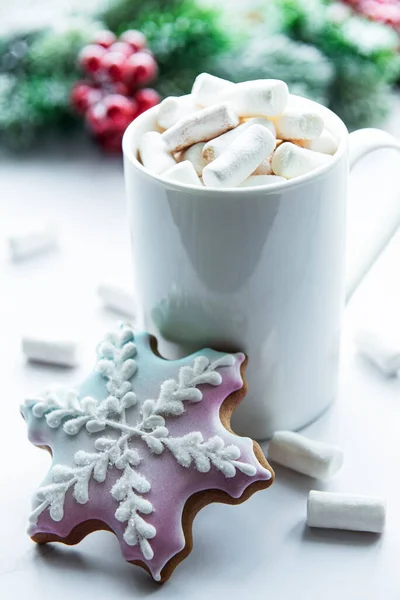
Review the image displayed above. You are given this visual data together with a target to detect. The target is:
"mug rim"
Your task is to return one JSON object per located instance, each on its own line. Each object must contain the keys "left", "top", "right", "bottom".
{"left": 122, "top": 93, "right": 349, "bottom": 194}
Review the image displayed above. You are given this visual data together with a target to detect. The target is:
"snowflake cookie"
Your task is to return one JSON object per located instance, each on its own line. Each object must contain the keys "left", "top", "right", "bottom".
{"left": 21, "top": 325, "right": 273, "bottom": 582}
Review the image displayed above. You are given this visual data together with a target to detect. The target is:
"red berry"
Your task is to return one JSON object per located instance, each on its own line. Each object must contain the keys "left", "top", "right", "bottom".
{"left": 97, "top": 131, "right": 124, "bottom": 153}
{"left": 91, "top": 30, "right": 117, "bottom": 49}
{"left": 102, "top": 52, "right": 128, "bottom": 82}
{"left": 78, "top": 44, "right": 106, "bottom": 74}
{"left": 124, "top": 52, "right": 158, "bottom": 86}
{"left": 103, "top": 94, "right": 138, "bottom": 127}
{"left": 85, "top": 102, "right": 110, "bottom": 136}
{"left": 135, "top": 88, "right": 160, "bottom": 114}
{"left": 119, "top": 29, "right": 147, "bottom": 52}
{"left": 70, "top": 82, "right": 102, "bottom": 114}
{"left": 112, "top": 81, "right": 130, "bottom": 96}
{"left": 109, "top": 41, "right": 134, "bottom": 57}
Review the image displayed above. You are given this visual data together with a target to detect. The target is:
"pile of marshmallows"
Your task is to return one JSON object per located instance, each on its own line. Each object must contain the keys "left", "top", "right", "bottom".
{"left": 138, "top": 73, "right": 338, "bottom": 188}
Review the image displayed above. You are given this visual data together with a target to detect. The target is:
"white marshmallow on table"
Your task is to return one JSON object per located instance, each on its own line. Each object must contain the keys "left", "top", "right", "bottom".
{"left": 268, "top": 431, "right": 343, "bottom": 478}
{"left": 8, "top": 223, "right": 58, "bottom": 261}
{"left": 202, "top": 117, "right": 276, "bottom": 162}
{"left": 191, "top": 72, "right": 235, "bottom": 107}
{"left": 239, "top": 175, "right": 286, "bottom": 187}
{"left": 162, "top": 161, "right": 202, "bottom": 186}
{"left": 161, "top": 103, "right": 239, "bottom": 153}
{"left": 22, "top": 335, "right": 79, "bottom": 367}
{"left": 98, "top": 283, "right": 135, "bottom": 317}
{"left": 180, "top": 143, "right": 208, "bottom": 175}
{"left": 273, "top": 111, "right": 324, "bottom": 141}
{"left": 272, "top": 142, "right": 332, "bottom": 179}
{"left": 156, "top": 95, "right": 195, "bottom": 130}
{"left": 307, "top": 490, "right": 386, "bottom": 533}
{"left": 139, "top": 131, "right": 176, "bottom": 175}
{"left": 202, "top": 124, "right": 275, "bottom": 188}
{"left": 354, "top": 326, "right": 400, "bottom": 376}
{"left": 299, "top": 129, "right": 338, "bottom": 155}
{"left": 219, "top": 79, "right": 289, "bottom": 117}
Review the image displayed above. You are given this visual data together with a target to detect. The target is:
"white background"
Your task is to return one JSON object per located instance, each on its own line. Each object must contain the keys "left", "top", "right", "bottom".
{"left": 1, "top": 124, "right": 400, "bottom": 599}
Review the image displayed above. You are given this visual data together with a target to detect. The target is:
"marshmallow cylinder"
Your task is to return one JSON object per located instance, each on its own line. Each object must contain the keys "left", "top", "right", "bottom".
{"left": 307, "top": 491, "right": 386, "bottom": 533}
{"left": 268, "top": 431, "right": 343, "bottom": 478}
{"left": 98, "top": 284, "right": 135, "bottom": 317}
{"left": 274, "top": 111, "right": 324, "bottom": 141}
{"left": 8, "top": 224, "right": 58, "bottom": 261}
{"left": 220, "top": 79, "right": 289, "bottom": 117}
{"left": 139, "top": 131, "right": 176, "bottom": 174}
{"left": 162, "top": 161, "right": 202, "bottom": 186}
{"left": 156, "top": 96, "right": 195, "bottom": 130}
{"left": 239, "top": 175, "right": 286, "bottom": 187}
{"left": 191, "top": 73, "right": 235, "bottom": 107}
{"left": 354, "top": 326, "right": 400, "bottom": 376}
{"left": 22, "top": 336, "right": 79, "bottom": 367}
{"left": 300, "top": 129, "right": 338, "bottom": 155}
{"left": 202, "top": 124, "right": 275, "bottom": 188}
{"left": 272, "top": 142, "right": 332, "bottom": 179}
{"left": 161, "top": 103, "right": 239, "bottom": 153}
{"left": 202, "top": 117, "right": 275, "bottom": 162}
{"left": 180, "top": 143, "right": 208, "bottom": 175}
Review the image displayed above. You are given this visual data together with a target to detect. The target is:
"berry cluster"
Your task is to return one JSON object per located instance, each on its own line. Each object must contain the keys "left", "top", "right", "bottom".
{"left": 71, "top": 29, "right": 160, "bottom": 152}
{"left": 344, "top": 0, "right": 400, "bottom": 28}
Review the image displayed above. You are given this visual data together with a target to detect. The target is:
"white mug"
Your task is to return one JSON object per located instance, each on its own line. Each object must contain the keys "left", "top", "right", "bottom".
{"left": 123, "top": 95, "right": 400, "bottom": 440}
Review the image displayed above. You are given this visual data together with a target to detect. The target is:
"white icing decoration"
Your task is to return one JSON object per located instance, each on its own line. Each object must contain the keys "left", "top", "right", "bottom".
{"left": 26, "top": 327, "right": 255, "bottom": 561}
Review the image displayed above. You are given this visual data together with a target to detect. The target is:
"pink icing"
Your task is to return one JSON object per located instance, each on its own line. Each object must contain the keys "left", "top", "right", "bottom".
{"left": 23, "top": 331, "right": 271, "bottom": 581}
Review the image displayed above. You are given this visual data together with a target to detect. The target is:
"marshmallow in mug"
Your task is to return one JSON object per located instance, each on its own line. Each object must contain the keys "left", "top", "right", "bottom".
{"left": 272, "top": 142, "right": 332, "bottom": 179}
{"left": 161, "top": 102, "right": 239, "bottom": 153}
{"left": 202, "top": 124, "right": 275, "bottom": 188}
{"left": 137, "top": 74, "right": 337, "bottom": 187}
{"left": 191, "top": 73, "right": 235, "bottom": 107}
{"left": 156, "top": 95, "right": 196, "bottom": 130}
{"left": 139, "top": 131, "right": 175, "bottom": 174}
{"left": 273, "top": 111, "right": 324, "bottom": 141}
{"left": 163, "top": 161, "right": 202, "bottom": 187}
{"left": 202, "top": 117, "right": 276, "bottom": 162}
{"left": 180, "top": 142, "right": 208, "bottom": 176}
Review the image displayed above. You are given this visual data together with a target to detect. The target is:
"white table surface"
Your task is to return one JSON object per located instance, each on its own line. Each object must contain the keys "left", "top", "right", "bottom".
{"left": 1, "top": 133, "right": 400, "bottom": 600}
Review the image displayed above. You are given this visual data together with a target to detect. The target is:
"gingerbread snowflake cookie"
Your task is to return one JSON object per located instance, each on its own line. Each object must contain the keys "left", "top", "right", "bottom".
{"left": 22, "top": 325, "right": 273, "bottom": 582}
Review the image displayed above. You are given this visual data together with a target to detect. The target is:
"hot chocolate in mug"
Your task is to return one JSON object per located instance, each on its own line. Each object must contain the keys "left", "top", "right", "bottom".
{"left": 123, "top": 94, "right": 400, "bottom": 440}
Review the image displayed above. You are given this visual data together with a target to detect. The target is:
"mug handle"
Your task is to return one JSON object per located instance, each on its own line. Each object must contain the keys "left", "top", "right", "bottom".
{"left": 345, "top": 128, "right": 400, "bottom": 301}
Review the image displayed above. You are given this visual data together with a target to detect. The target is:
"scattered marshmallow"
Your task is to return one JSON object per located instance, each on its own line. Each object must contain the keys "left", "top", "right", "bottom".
{"left": 272, "top": 142, "right": 332, "bottom": 179}
{"left": 273, "top": 111, "right": 324, "bottom": 141}
{"left": 239, "top": 175, "right": 286, "bottom": 187}
{"left": 98, "top": 283, "right": 135, "bottom": 317}
{"left": 202, "top": 118, "right": 275, "bottom": 162}
{"left": 202, "top": 124, "right": 275, "bottom": 188}
{"left": 156, "top": 96, "right": 195, "bottom": 130}
{"left": 219, "top": 79, "right": 289, "bottom": 117}
{"left": 161, "top": 103, "right": 239, "bottom": 153}
{"left": 22, "top": 335, "right": 79, "bottom": 367}
{"left": 354, "top": 326, "right": 400, "bottom": 377}
{"left": 191, "top": 73, "right": 235, "bottom": 107}
{"left": 163, "top": 161, "right": 202, "bottom": 186}
{"left": 299, "top": 129, "right": 338, "bottom": 155}
{"left": 307, "top": 490, "right": 386, "bottom": 533}
{"left": 139, "top": 131, "right": 176, "bottom": 175}
{"left": 8, "top": 223, "right": 58, "bottom": 261}
{"left": 180, "top": 143, "right": 208, "bottom": 175}
{"left": 268, "top": 431, "right": 343, "bottom": 479}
